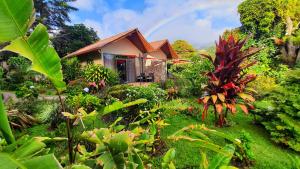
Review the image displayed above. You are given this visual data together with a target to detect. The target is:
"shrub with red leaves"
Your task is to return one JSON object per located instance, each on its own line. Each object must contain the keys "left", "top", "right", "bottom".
{"left": 199, "top": 35, "right": 260, "bottom": 127}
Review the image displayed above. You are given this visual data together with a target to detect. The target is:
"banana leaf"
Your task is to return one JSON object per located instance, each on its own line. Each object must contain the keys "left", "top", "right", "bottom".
{"left": 0, "top": 0, "right": 34, "bottom": 43}
{"left": 101, "top": 99, "right": 147, "bottom": 116}
{"left": 0, "top": 95, "right": 15, "bottom": 143}
{"left": 0, "top": 137, "right": 63, "bottom": 169}
{"left": 2, "top": 24, "right": 66, "bottom": 91}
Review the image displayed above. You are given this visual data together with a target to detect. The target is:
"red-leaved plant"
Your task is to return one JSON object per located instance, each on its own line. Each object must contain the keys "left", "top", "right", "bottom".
{"left": 199, "top": 35, "right": 260, "bottom": 127}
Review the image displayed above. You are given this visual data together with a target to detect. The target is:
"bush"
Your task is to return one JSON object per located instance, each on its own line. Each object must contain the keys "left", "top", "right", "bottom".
{"left": 169, "top": 55, "right": 213, "bottom": 96}
{"left": 247, "top": 75, "right": 277, "bottom": 97}
{"left": 33, "top": 101, "right": 59, "bottom": 123}
{"left": 66, "top": 78, "right": 89, "bottom": 96}
{"left": 61, "top": 57, "right": 82, "bottom": 83}
{"left": 252, "top": 68, "right": 300, "bottom": 151}
{"left": 83, "top": 64, "right": 119, "bottom": 87}
{"left": 66, "top": 93, "right": 103, "bottom": 112}
{"left": 105, "top": 84, "right": 131, "bottom": 100}
{"left": 5, "top": 57, "right": 35, "bottom": 90}
{"left": 125, "top": 86, "right": 167, "bottom": 110}
{"left": 15, "top": 81, "right": 39, "bottom": 100}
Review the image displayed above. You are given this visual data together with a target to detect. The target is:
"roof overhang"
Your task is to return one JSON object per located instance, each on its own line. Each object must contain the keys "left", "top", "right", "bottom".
{"left": 65, "top": 28, "right": 154, "bottom": 58}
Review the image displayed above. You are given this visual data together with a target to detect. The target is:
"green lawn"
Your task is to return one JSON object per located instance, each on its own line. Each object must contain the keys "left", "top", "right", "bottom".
{"left": 160, "top": 99, "right": 300, "bottom": 169}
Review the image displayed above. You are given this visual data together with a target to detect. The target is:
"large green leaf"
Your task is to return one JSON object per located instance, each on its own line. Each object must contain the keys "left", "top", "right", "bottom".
{"left": 2, "top": 24, "right": 66, "bottom": 91}
{"left": 0, "top": 95, "right": 15, "bottom": 144}
{"left": 208, "top": 145, "right": 235, "bottom": 169}
{"left": 0, "top": 137, "right": 63, "bottom": 169}
{"left": 0, "top": 0, "right": 34, "bottom": 43}
{"left": 21, "top": 154, "right": 63, "bottom": 169}
{"left": 101, "top": 99, "right": 147, "bottom": 116}
{"left": 0, "top": 153, "right": 63, "bottom": 169}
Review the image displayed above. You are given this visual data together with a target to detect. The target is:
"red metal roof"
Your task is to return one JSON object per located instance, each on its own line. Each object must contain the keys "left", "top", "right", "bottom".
{"left": 65, "top": 28, "right": 178, "bottom": 59}
{"left": 150, "top": 40, "right": 178, "bottom": 59}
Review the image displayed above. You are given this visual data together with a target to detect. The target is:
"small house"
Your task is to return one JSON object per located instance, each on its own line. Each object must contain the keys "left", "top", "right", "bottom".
{"left": 65, "top": 28, "right": 178, "bottom": 83}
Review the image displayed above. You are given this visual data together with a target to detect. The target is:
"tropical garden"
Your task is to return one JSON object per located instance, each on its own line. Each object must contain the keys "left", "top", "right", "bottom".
{"left": 0, "top": 0, "right": 299, "bottom": 169}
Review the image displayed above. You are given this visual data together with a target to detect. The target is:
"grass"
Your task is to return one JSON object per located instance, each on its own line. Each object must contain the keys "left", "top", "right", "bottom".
{"left": 160, "top": 99, "right": 300, "bottom": 169}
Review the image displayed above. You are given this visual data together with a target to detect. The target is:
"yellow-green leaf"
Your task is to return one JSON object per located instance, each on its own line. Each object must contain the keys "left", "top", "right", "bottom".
{"left": 0, "top": 0, "right": 34, "bottom": 42}
{"left": 217, "top": 93, "right": 225, "bottom": 102}
{"left": 238, "top": 93, "right": 255, "bottom": 102}
{"left": 2, "top": 24, "right": 66, "bottom": 92}
{"left": 212, "top": 95, "right": 218, "bottom": 104}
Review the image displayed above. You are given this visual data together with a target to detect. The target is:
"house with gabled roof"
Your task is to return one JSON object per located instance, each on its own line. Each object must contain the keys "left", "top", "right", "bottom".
{"left": 65, "top": 28, "right": 178, "bottom": 83}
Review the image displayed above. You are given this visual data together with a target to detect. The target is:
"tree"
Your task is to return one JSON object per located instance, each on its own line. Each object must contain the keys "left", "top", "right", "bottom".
{"left": 33, "top": 0, "right": 77, "bottom": 30}
{"left": 238, "top": 0, "right": 300, "bottom": 66}
{"left": 52, "top": 24, "right": 99, "bottom": 57}
{"left": 172, "top": 40, "right": 197, "bottom": 59}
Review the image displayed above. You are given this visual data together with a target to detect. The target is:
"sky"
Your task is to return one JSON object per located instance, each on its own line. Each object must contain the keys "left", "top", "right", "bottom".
{"left": 69, "top": 0, "right": 243, "bottom": 49}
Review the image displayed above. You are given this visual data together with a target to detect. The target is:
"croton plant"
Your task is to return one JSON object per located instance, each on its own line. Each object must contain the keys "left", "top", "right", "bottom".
{"left": 199, "top": 35, "right": 260, "bottom": 127}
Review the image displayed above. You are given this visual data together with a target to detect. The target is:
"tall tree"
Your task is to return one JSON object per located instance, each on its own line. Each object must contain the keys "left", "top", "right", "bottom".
{"left": 52, "top": 24, "right": 99, "bottom": 57}
{"left": 172, "top": 40, "right": 197, "bottom": 59}
{"left": 34, "top": 0, "right": 77, "bottom": 30}
{"left": 238, "top": 0, "right": 300, "bottom": 66}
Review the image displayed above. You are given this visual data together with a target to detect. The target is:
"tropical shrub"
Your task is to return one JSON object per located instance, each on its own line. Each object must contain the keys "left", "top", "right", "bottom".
{"left": 169, "top": 55, "right": 213, "bottom": 96}
{"left": 15, "top": 81, "right": 39, "bottom": 99}
{"left": 105, "top": 84, "right": 131, "bottom": 100}
{"left": 61, "top": 57, "right": 82, "bottom": 83}
{"left": 66, "top": 93, "right": 103, "bottom": 112}
{"left": 247, "top": 75, "right": 277, "bottom": 97}
{"left": 83, "top": 64, "right": 119, "bottom": 89}
{"left": 125, "top": 86, "right": 167, "bottom": 110}
{"left": 252, "top": 68, "right": 300, "bottom": 151}
{"left": 199, "top": 35, "right": 259, "bottom": 127}
{"left": 66, "top": 78, "right": 89, "bottom": 96}
{"left": 4, "top": 56, "right": 35, "bottom": 90}
{"left": 0, "top": 135, "right": 64, "bottom": 169}
{"left": 33, "top": 101, "right": 59, "bottom": 123}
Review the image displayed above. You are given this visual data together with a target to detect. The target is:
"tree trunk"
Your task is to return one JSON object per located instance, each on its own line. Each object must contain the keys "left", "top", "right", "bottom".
{"left": 280, "top": 16, "right": 299, "bottom": 67}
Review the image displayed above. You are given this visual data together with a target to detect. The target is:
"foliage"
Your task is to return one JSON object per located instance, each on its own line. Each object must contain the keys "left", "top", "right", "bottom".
{"left": 238, "top": 0, "right": 300, "bottom": 66}
{"left": 53, "top": 24, "right": 99, "bottom": 57}
{"left": 66, "top": 93, "right": 102, "bottom": 112}
{"left": 0, "top": 135, "right": 64, "bottom": 169}
{"left": 171, "top": 40, "right": 197, "bottom": 58}
{"left": 232, "top": 131, "right": 254, "bottom": 167}
{"left": 7, "top": 56, "right": 31, "bottom": 71}
{"left": 101, "top": 99, "right": 148, "bottom": 116}
{"left": 161, "top": 148, "right": 176, "bottom": 169}
{"left": 168, "top": 124, "right": 250, "bottom": 168}
{"left": 252, "top": 68, "right": 300, "bottom": 152}
{"left": 15, "top": 81, "right": 39, "bottom": 100}
{"left": 238, "top": 0, "right": 281, "bottom": 38}
{"left": 105, "top": 84, "right": 131, "bottom": 100}
{"left": 4, "top": 57, "right": 35, "bottom": 90}
{"left": 199, "top": 145, "right": 238, "bottom": 169}
{"left": 169, "top": 55, "right": 213, "bottom": 96}
{"left": 199, "top": 35, "right": 259, "bottom": 127}
{"left": 66, "top": 78, "right": 89, "bottom": 96}
{"left": 0, "top": 0, "right": 66, "bottom": 91}
{"left": 61, "top": 57, "right": 82, "bottom": 83}
{"left": 83, "top": 64, "right": 119, "bottom": 89}
{"left": 125, "top": 86, "right": 167, "bottom": 110}
{"left": 247, "top": 75, "right": 277, "bottom": 97}
{"left": 33, "top": 0, "right": 77, "bottom": 30}
{"left": 0, "top": 96, "right": 15, "bottom": 144}
{"left": 222, "top": 29, "right": 289, "bottom": 80}
{"left": 33, "top": 101, "right": 59, "bottom": 123}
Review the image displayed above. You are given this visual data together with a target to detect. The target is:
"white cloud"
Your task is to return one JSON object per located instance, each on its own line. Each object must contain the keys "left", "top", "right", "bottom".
{"left": 83, "top": 19, "right": 102, "bottom": 37}
{"left": 70, "top": 0, "right": 96, "bottom": 11}
{"left": 72, "top": 0, "right": 243, "bottom": 48}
